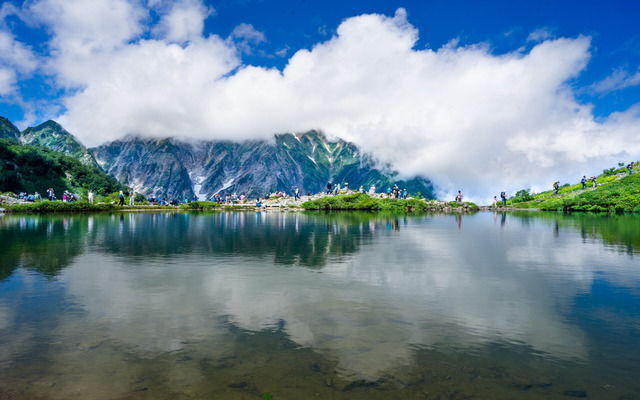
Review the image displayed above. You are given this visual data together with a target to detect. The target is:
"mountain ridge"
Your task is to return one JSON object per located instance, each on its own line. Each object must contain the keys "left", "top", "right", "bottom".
{"left": 0, "top": 115, "right": 435, "bottom": 200}
{"left": 19, "top": 120, "right": 99, "bottom": 168}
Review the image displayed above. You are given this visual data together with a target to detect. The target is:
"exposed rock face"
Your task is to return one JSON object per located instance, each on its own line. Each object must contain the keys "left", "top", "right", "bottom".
{"left": 19, "top": 120, "right": 99, "bottom": 168}
{"left": 90, "top": 131, "right": 435, "bottom": 200}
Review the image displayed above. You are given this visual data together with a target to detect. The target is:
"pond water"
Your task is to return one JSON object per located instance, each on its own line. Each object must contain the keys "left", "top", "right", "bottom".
{"left": 1, "top": 211, "right": 639, "bottom": 399}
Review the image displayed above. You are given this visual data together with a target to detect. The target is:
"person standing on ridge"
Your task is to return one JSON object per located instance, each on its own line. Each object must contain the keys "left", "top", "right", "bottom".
{"left": 628, "top": 162, "right": 634, "bottom": 175}
{"left": 129, "top": 189, "right": 136, "bottom": 206}
{"left": 581, "top": 176, "right": 587, "bottom": 189}
{"left": 294, "top": 186, "right": 300, "bottom": 200}
{"left": 553, "top": 181, "right": 560, "bottom": 195}
{"left": 456, "top": 191, "right": 463, "bottom": 203}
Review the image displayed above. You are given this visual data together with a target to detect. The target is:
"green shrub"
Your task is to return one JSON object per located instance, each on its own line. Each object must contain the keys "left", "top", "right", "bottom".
{"left": 179, "top": 201, "right": 221, "bottom": 210}
{"left": 513, "top": 189, "right": 534, "bottom": 202}
{"left": 7, "top": 200, "right": 116, "bottom": 213}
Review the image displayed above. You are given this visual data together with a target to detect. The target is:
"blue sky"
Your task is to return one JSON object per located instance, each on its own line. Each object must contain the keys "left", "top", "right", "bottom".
{"left": 1, "top": 0, "right": 640, "bottom": 199}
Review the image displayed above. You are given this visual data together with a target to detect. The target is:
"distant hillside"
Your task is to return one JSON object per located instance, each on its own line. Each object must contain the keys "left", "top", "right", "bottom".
{"left": 0, "top": 138, "right": 125, "bottom": 197}
{"left": 0, "top": 116, "right": 20, "bottom": 140}
{"left": 19, "top": 120, "right": 99, "bottom": 168}
{"left": 511, "top": 163, "right": 640, "bottom": 212}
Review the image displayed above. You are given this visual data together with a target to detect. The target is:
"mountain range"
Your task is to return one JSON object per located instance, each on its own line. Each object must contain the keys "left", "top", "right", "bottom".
{"left": 1, "top": 116, "right": 434, "bottom": 200}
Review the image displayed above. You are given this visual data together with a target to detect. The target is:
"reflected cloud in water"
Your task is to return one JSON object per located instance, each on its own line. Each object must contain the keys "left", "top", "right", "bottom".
{"left": 1, "top": 211, "right": 640, "bottom": 386}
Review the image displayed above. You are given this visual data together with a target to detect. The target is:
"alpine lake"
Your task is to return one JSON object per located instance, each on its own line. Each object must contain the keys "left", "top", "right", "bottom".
{"left": 1, "top": 210, "right": 639, "bottom": 400}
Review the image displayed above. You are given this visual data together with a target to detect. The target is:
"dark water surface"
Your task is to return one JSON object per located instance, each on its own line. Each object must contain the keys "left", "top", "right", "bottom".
{"left": 1, "top": 211, "right": 639, "bottom": 399}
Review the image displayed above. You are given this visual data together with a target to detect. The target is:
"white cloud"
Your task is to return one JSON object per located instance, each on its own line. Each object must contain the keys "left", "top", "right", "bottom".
{"left": 18, "top": 4, "right": 640, "bottom": 200}
{"left": 27, "top": 0, "right": 147, "bottom": 56}
{"left": 152, "top": 0, "right": 213, "bottom": 43}
{"left": 0, "top": 22, "right": 38, "bottom": 97}
{"left": 228, "top": 23, "right": 266, "bottom": 54}
{"left": 0, "top": 68, "right": 14, "bottom": 95}
{"left": 590, "top": 68, "right": 640, "bottom": 94}
{"left": 527, "top": 27, "right": 553, "bottom": 42}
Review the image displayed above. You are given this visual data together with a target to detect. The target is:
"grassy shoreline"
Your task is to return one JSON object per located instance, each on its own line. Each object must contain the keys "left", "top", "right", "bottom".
{"left": 1, "top": 200, "right": 224, "bottom": 213}
{"left": 512, "top": 172, "right": 640, "bottom": 213}
{"left": 2, "top": 195, "right": 482, "bottom": 214}
{"left": 300, "top": 193, "right": 479, "bottom": 212}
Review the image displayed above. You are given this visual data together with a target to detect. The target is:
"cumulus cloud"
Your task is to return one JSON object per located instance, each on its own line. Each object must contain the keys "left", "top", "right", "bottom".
{"left": 27, "top": 0, "right": 147, "bottom": 56}
{"left": 16, "top": 3, "right": 640, "bottom": 200}
{"left": 152, "top": 0, "right": 213, "bottom": 43}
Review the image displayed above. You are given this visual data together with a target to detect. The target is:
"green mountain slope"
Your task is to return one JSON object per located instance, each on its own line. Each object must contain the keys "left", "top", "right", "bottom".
{"left": 0, "top": 138, "right": 126, "bottom": 197}
{"left": 512, "top": 164, "right": 640, "bottom": 212}
{"left": 0, "top": 116, "right": 20, "bottom": 140}
{"left": 19, "top": 120, "right": 99, "bottom": 168}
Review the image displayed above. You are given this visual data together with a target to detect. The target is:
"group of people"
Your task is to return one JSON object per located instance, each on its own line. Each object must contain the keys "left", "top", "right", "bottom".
{"left": 386, "top": 184, "right": 408, "bottom": 199}
{"left": 326, "top": 181, "right": 349, "bottom": 195}
{"left": 491, "top": 191, "right": 508, "bottom": 207}
{"left": 43, "top": 187, "right": 80, "bottom": 202}
{"left": 116, "top": 190, "right": 136, "bottom": 206}
{"left": 211, "top": 192, "right": 248, "bottom": 204}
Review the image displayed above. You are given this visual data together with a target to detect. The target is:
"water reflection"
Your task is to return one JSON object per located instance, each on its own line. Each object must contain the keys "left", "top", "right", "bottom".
{"left": 1, "top": 211, "right": 640, "bottom": 398}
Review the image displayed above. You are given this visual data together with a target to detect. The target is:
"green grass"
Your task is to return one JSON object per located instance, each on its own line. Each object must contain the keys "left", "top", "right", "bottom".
{"left": 514, "top": 171, "right": 640, "bottom": 212}
{"left": 6, "top": 200, "right": 117, "bottom": 213}
{"left": 301, "top": 193, "right": 478, "bottom": 212}
{"left": 178, "top": 201, "right": 222, "bottom": 210}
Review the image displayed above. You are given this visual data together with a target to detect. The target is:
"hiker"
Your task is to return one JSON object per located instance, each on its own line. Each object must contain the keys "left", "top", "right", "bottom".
{"left": 88, "top": 190, "right": 94, "bottom": 204}
{"left": 359, "top": 185, "right": 365, "bottom": 193}
{"left": 581, "top": 176, "right": 587, "bottom": 189}
{"left": 326, "top": 181, "right": 332, "bottom": 194}
{"left": 553, "top": 181, "right": 560, "bottom": 194}
{"left": 46, "top": 187, "right": 55, "bottom": 201}
{"left": 591, "top": 176, "right": 597, "bottom": 188}
{"left": 493, "top": 196, "right": 498, "bottom": 207}
{"left": 294, "top": 186, "right": 300, "bottom": 200}
{"left": 118, "top": 191, "right": 125, "bottom": 206}
{"left": 628, "top": 162, "right": 634, "bottom": 175}
{"left": 403, "top": 188, "right": 407, "bottom": 199}
{"left": 500, "top": 191, "right": 507, "bottom": 206}
{"left": 456, "top": 191, "right": 463, "bottom": 203}
{"left": 129, "top": 190, "right": 136, "bottom": 205}
{"left": 369, "top": 185, "right": 376, "bottom": 195}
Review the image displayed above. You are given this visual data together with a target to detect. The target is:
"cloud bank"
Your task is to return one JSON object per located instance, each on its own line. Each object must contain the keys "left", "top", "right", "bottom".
{"left": 9, "top": 2, "right": 640, "bottom": 200}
